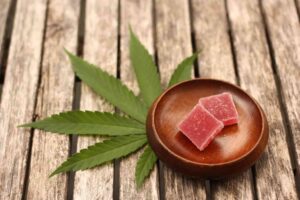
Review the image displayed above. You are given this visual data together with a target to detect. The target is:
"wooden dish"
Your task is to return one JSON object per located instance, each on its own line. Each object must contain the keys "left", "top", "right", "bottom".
{"left": 146, "top": 78, "right": 268, "bottom": 179}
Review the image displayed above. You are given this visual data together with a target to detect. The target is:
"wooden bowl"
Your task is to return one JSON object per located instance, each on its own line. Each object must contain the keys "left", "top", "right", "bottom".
{"left": 146, "top": 78, "right": 268, "bottom": 179}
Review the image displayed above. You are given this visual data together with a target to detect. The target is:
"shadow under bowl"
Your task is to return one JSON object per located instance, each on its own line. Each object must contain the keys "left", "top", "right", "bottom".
{"left": 146, "top": 78, "right": 269, "bottom": 179}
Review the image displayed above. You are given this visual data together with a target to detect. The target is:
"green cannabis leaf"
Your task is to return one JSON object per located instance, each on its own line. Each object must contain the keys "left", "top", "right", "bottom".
{"left": 66, "top": 50, "right": 148, "bottom": 123}
{"left": 19, "top": 28, "right": 198, "bottom": 188}
{"left": 130, "top": 28, "right": 162, "bottom": 107}
{"left": 50, "top": 135, "right": 147, "bottom": 176}
{"left": 19, "top": 111, "right": 145, "bottom": 136}
{"left": 135, "top": 145, "right": 158, "bottom": 188}
{"left": 168, "top": 53, "right": 199, "bottom": 87}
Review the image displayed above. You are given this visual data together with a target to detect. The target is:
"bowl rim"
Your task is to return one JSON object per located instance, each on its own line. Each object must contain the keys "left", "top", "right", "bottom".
{"left": 150, "top": 78, "right": 267, "bottom": 167}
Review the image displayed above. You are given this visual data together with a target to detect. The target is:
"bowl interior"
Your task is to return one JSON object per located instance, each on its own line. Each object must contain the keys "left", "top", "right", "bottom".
{"left": 153, "top": 79, "right": 263, "bottom": 164}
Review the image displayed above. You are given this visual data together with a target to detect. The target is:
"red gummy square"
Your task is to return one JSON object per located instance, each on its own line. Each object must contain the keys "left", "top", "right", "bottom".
{"left": 178, "top": 104, "right": 224, "bottom": 151}
{"left": 200, "top": 92, "right": 238, "bottom": 126}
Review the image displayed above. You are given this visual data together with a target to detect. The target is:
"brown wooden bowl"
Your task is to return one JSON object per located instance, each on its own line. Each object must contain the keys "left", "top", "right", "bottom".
{"left": 146, "top": 78, "right": 268, "bottom": 179}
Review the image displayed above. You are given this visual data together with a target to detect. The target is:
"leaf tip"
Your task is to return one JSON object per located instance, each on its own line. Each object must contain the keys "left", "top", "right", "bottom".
{"left": 195, "top": 49, "right": 202, "bottom": 55}
{"left": 17, "top": 123, "right": 32, "bottom": 128}
{"left": 49, "top": 171, "right": 56, "bottom": 178}
{"left": 136, "top": 181, "right": 143, "bottom": 189}
{"left": 63, "top": 48, "right": 71, "bottom": 55}
{"left": 129, "top": 26, "right": 138, "bottom": 42}
{"left": 64, "top": 49, "right": 77, "bottom": 63}
{"left": 48, "top": 173, "right": 55, "bottom": 178}
{"left": 128, "top": 24, "right": 133, "bottom": 33}
{"left": 49, "top": 168, "right": 60, "bottom": 178}
{"left": 135, "top": 174, "right": 144, "bottom": 189}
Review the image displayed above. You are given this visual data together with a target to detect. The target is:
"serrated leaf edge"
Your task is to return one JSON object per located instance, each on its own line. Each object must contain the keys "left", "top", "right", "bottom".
{"left": 50, "top": 135, "right": 147, "bottom": 176}
{"left": 135, "top": 145, "right": 158, "bottom": 188}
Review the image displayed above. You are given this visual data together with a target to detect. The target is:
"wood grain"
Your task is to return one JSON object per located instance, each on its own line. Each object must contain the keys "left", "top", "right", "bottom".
{"left": 0, "top": 0, "right": 11, "bottom": 65}
{"left": 154, "top": 0, "right": 206, "bottom": 199}
{"left": 261, "top": 0, "right": 300, "bottom": 181}
{"left": 191, "top": 0, "right": 236, "bottom": 82}
{"left": 0, "top": 0, "right": 48, "bottom": 199}
{"left": 227, "top": 0, "right": 297, "bottom": 199}
{"left": 26, "top": 0, "right": 80, "bottom": 199}
{"left": 191, "top": 0, "right": 254, "bottom": 199}
{"left": 73, "top": 0, "right": 118, "bottom": 199}
{"left": 119, "top": 0, "right": 160, "bottom": 199}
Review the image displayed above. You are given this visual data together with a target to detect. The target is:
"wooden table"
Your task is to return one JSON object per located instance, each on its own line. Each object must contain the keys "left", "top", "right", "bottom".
{"left": 0, "top": 0, "right": 299, "bottom": 199}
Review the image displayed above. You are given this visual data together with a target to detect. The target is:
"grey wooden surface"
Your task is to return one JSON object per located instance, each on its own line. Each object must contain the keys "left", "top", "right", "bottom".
{"left": 0, "top": 0, "right": 299, "bottom": 199}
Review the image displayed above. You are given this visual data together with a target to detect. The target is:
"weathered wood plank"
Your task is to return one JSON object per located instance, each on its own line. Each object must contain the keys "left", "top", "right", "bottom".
{"left": 119, "top": 0, "right": 160, "bottom": 199}
{"left": 154, "top": 0, "right": 206, "bottom": 199}
{"left": 73, "top": 0, "right": 118, "bottom": 199}
{"left": 0, "top": 0, "right": 48, "bottom": 199}
{"left": 0, "top": 0, "right": 11, "bottom": 64}
{"left": 191, "top": 0, "right": 254, "bottom": 199}
{"left": 262, "top": 0, "right": 300, "bottom": 182}
{"left": 155, "top": 0, "right": 193, "bottom": 88}
{"left": 191, "top": 0, "right": 236, "bottom": 82}
{"left": 227, "top": 0, "right": 298, "bottom": 199}
{"left": 26, "top": 0, "right": 80, "bottom": 199}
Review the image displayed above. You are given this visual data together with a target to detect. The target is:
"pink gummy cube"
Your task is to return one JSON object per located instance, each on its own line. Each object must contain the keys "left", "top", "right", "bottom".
{"left": 178, "top": 104, "right": 224, "bottom": 151}
{"left": 199, "top": 92, "right": 238, "bottom": 126}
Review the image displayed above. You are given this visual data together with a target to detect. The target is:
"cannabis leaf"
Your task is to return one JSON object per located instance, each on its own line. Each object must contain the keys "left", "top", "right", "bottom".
{"left": 130, "top": 28, "right": 162, "bottom": 107}
{"left": 50, "top": 135, "right": 147, "bottom": 176}
{"left": 168, "top": 53, "right": 199, "bottom": 87}
{"left": 19, "top": 28, "right": 199, "bottom": 187}
{"left": 135, "top": 145, "right": 158, "bottom": 188}
{"left": 66, "top": 50, "right": 148, "bottom": 123}
{"left": 19, "top": 111, "right": 145, "bottom": 136}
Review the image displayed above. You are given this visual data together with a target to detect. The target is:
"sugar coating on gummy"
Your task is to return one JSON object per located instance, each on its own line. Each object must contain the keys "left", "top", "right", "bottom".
{"left": 178, "top": 104, "right": 224, "bottom": 151}
{"left": 199, "top": 92, "right": 238, "bottom": 126}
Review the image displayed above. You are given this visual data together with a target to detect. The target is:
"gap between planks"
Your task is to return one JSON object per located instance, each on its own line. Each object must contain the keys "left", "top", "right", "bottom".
{"left": 118, "top": 0, "right": 160, "bottom": 199}
{"left": 152, "top": 1, "right": 166, "bottom": 199}
{"left": 187, "top": 0, "right": 200, "bottom": 78}
{"left": 224, "top": 0, "right": 240, "bottom": 85}
{"left": 225, "top": 0, "right": 297, "bottom": 199}
{"left": 72, "top": 0, "right": 118, "bottom": 199}
{"left": 24, "top": 0, "right": 80, "bottom": 198}
{"left": 224, "top": 0, "right": 257, "bottom": 199}
{"left": 113, "top": 1, "right": 122, "bottom": 199}
{"left": 188, "top": 0, "right": 209, "bottom": 199}
{"left": 21, "top": 0, "right": 50, "bottom": 198}
{"left": 258, "top": 0, "right": 300, "bottom": 197}
{"left": 190, "top": 0, "right": 256, "bottom": 199}
{"left": 0, "top": 0, "right": 18, "bottom": 101}
{"left": 154, "top": 0, "right": 206, "bottom": 199}
{"left": 293, "top": 0, "right": 300, "bottom": 21}
{"left": 66, "top": 0, "right": 86, "bottom": 199}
